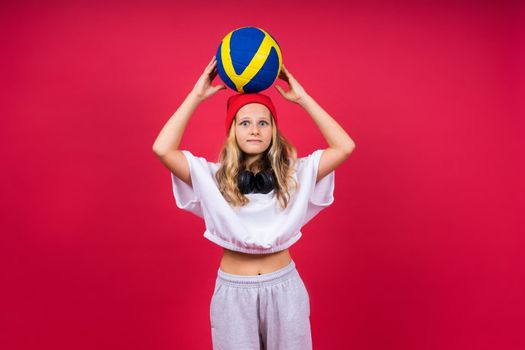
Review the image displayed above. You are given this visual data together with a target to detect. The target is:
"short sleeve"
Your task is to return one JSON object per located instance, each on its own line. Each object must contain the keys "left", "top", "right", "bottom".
{"left": 305, "top": 149, "right": 335, "bottom": 206}
{"left": 170, "top": 150, "right": 217, "bottom": 218}
{"left": 297, "top": 149, "right": 335, "bottom": 224}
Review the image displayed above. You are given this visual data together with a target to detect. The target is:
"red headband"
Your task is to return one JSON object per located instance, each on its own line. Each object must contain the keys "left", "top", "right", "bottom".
{"left": 226, "top": 93, "right": 278, "bottom": 134}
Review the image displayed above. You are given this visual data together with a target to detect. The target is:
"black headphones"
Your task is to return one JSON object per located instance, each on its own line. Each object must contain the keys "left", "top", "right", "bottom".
{"left": 237, "top": 168, "right": 277, "bottom": 194}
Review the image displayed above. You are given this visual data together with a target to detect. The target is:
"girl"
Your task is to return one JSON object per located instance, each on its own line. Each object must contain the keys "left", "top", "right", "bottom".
{"left": 152, "top": 56, "right": 355, "bottom": 350}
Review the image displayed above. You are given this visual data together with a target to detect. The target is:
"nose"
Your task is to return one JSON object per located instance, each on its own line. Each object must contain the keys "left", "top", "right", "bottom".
{"left": 250, "top": 125, "right": 260, "bottom": 135}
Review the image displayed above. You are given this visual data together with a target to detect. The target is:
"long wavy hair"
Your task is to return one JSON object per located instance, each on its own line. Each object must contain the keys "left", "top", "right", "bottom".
{"left": 215, "top": 115, "right": 298, "bottom": 210}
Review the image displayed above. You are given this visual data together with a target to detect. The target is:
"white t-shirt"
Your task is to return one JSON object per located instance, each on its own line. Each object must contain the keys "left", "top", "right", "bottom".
{"left": 171, "top": 149, "right": 335, "bottom": 254}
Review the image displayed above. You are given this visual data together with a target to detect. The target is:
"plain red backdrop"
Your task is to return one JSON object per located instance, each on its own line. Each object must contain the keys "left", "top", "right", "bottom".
{"left": 1, "top": 1, "right": 524, "bottom": 349}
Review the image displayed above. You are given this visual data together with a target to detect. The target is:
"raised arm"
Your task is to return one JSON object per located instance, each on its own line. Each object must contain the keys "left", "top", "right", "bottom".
{"left": 152, "top": 56, "right": 226, "bottom": 185}
{"left": 275, "top": 65, "right": 356, "bottom": 183}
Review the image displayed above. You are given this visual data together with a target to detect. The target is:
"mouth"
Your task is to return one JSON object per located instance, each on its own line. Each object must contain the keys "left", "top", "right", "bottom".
{"left": 247, "top": 140, "right": 262, "bottom": 143}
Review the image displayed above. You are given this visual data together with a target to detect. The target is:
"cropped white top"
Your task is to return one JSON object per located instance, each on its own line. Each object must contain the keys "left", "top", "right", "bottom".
{"left": 170, "top": 149, "right": 335, "bottom": 254}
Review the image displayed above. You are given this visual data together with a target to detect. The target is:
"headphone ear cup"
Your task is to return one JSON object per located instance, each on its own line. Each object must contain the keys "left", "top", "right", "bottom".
{"left": 254, "top": 168, "right": 276, "bottom": 194}
{"left": 238, "top": 170, "right": 255, "bottom": 194}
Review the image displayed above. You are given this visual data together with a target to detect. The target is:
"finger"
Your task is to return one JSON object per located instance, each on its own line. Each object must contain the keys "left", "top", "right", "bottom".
{"left": 206, "top": 62, "right": 217, "bottom": 75}
{"left": 282, "top": 65, "right": 293, "bottom": 79}
{"left": 212, "top": 85, "right": 226, "bottom": 94}
{"left": 275, "top": 85, "right": 291, "bottom": 99}
{"left": 206, "top": 56, "right": 216, "bottom": 70}
{"left": 278, "top": 72, "right": 289, "bottom": 83}
{"left": 279, "top": 67, "right": 289, "bottom": 79}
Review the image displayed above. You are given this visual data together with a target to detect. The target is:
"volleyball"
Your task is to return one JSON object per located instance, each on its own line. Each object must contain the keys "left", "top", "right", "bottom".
{"left": 216, "top": 27, "right": 282, "bottom": 93}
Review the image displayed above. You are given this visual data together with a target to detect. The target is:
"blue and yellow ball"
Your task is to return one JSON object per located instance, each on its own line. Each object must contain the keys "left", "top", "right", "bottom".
{"left": 216, "top": 27, "right": 282, "bottom": 93}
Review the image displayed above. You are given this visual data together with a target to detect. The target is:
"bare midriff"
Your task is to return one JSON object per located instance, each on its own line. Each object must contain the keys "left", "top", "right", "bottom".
{"left": 220, "top": 248, "right": 292, "bottom": 276}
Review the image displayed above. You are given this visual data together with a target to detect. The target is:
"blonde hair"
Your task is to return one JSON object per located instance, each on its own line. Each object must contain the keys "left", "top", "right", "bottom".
{"left": 215, "top": 115, "right": 298, "bottom": 210}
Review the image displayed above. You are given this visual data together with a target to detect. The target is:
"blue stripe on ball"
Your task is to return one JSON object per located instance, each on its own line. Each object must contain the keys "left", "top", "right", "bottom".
{"left": 230, "top": 27, "right": 265, "bottom": 75}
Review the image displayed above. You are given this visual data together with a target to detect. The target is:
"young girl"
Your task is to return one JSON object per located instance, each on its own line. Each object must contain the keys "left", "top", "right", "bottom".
{"left": 152, "top": 56, "right": 355, "bottom": 350}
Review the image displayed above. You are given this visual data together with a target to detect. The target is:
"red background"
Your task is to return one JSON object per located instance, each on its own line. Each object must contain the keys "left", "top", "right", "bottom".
{"left": 1, "top": 1, "right": 524, "bottom": 349}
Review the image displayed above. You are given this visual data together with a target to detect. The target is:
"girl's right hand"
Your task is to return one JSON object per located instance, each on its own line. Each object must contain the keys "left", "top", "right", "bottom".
{"left": 191, "top": 56, "right": 226, "bottom": 102}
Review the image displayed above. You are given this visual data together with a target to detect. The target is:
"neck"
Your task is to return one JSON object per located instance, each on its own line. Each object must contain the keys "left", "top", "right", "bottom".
{"left": 244, "top": 153, "right": 263, "bottom": 169}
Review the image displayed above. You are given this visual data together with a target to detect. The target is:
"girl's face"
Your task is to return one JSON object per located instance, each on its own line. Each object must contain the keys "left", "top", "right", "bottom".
{"left": 235, "top": 103, "right": 273, "bottom": 156}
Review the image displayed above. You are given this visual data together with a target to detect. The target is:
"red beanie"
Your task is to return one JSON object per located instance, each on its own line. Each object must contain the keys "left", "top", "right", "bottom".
{"left": 226, "top": 93, "right": 278, "bottom": 134}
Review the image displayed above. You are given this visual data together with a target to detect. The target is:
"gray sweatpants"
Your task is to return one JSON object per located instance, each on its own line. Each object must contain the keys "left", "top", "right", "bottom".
{"left": 210, "top": 260, "right": 312, "bottom": 350}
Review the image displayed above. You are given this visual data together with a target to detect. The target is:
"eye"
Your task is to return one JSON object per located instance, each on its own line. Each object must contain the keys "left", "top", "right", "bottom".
{"left": 240, "top": 121, "right": 249, "bottom": 126}
{"left": 259, "top": 120, "right": 269, "bottom": 126}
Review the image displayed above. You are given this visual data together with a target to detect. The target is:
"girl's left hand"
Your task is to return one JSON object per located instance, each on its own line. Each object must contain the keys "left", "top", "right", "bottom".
{"left": 274, "top": 65, "right": 309, "bottom": 104}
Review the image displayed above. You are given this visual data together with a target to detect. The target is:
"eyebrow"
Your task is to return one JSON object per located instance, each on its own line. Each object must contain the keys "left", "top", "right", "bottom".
{"left": 238, "top": 116, "right": 271, "bottom": 122}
